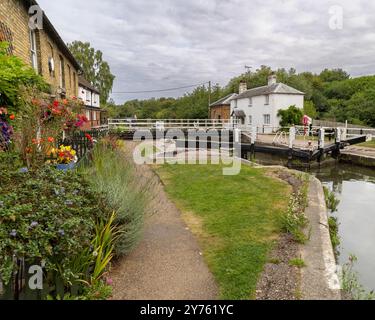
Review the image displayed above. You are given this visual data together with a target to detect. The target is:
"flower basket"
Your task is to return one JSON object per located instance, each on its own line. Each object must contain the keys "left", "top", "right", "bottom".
{"left": 56, "top": 162, "right": 76, "bottom": 172}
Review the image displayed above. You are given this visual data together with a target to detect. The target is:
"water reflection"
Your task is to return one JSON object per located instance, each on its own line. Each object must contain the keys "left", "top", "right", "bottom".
{"left": 310, "top": 163, "right": 375, "bottom": 292}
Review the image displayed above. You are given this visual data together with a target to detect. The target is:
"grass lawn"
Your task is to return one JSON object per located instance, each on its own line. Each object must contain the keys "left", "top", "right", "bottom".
{"left": 358, "top": 139, "right": 375, "bottom": 148}
{"left": 155, "top": 164, "right": 291, "bottom": 299}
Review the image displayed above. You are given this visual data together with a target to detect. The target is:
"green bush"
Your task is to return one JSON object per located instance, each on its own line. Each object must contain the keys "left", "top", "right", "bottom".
{"left": 0, "top": 165, "right": 105, "bottom": 286}
{"left": 277, "top": 105, "right": 304, "bottom": 127}
{"left": 280, "top": 188, "right": 309, "bottom": 244}
{"left": 80, "top": 141, "right": 150, "bottom": 257}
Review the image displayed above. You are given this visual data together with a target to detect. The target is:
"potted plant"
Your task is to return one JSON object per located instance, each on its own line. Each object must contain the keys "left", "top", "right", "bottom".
{"left": 54, "top": 145, "right": 77, "bottom": 171}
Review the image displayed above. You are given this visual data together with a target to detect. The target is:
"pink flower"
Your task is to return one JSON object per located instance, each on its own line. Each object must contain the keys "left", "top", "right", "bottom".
{"left": 106, "top": 278, "right": 113, "bottom": 286}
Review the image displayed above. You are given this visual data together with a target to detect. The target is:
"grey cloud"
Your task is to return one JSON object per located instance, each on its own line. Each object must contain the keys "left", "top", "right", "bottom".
{"left": 37, "top": 0, "right": 375, "bottom": 102}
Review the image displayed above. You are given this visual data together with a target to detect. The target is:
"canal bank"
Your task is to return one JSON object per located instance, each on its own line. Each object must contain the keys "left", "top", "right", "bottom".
{"left": 340, "top": 146, "right": 375, "bottom": 168}
{"left": 243, "top": 151, "right": 375, "bottom": 298}
{"left": 240, "top": 159, "right": 342, "bottom": 300}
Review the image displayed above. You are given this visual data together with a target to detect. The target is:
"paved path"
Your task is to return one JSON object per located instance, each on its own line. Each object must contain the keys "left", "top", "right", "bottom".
{"left": 110, "top": 144, "right": 218, "bottom": 300}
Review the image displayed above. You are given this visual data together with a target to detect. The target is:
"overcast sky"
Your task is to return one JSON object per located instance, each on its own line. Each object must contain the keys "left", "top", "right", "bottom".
{"left": 37, "top": 0, "right": 375, "bottom": 103}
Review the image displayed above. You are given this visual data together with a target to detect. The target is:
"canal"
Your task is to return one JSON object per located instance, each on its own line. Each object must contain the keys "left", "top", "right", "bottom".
{"left": 311, "top": 163, "right": 375, "bottom": 293}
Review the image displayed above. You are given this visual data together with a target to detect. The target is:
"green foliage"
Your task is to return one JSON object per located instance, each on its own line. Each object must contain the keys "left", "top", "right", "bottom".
{"left": 47, "top": 279, "right": 113, "bottom": 300}
{"left": 303, "top": 100, "right": 318, "bottom": 118}
{"left": 289, "top": 258, "right": 306, "bottom": 268}
{"left": 0, "top": 165, "right": 105, "bottom": 285}
{"left": 280, "top": 181, "right": 309, "bottom": 244}
{"left": 328, "top": 216, "right": 341, "bottom": 257}
{"left": 80, "top": 141, "right": 150, "bottom": 257}
{"left": 323, "top": 186, "right": 340, "bottom": 212}
{"left": 0, "top": 42, "right": 47, "bottom": 110}
{"left": 319, "top": 68, "right": 350, "bottom": 83}
{"left": 340, "top": 255, "right": 375, "bottom": 300}
{"left": 108, "top": 84, "right": 221, "bottom": 119}
{"left": 108, "top": 64, "right": 375, "bottom": 126}
{"left": 277, "top": 105, "right": 304, "bottom": 127}
{"left": 68, "top": 41, "right": 115, "bottom": 104}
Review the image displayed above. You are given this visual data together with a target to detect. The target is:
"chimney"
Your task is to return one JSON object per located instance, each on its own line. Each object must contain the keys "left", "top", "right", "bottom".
{"left": 268, "top": 73, "right": 277, "bottom": 86}
{"left": 239, "top": 81, "right": 247, "bottom": 94}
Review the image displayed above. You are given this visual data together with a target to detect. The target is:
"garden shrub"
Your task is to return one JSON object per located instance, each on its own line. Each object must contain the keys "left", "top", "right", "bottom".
{"left": 81, "top": 141, "right": 151, "bottom": 257}
{"left": 0, "top": 165, "right": 106, "bottom": 286}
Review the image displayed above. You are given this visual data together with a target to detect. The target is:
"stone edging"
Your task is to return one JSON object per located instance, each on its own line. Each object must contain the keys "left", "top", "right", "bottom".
{"left": 300, "top": 177, "right": 341, "bottom": 300}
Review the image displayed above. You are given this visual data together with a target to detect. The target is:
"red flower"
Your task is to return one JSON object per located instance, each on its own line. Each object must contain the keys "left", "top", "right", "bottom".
{"left": 48, "top": 137, "right": 55, "bottom": 143}
{"left": 53, "top": 100, "right": 59, "bottom": 107}
{"left": 9, "top": 114, "right": 15, "bottom": 120}
{"left": 62, "top": 99, "right": 68, "bottom": 105}
{"left": 85, "top": 133, "right": 93, "bottom": 142}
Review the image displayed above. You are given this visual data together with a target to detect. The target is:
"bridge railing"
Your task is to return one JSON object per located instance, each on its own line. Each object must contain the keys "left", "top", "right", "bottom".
{"left": 108, "top": 119, "right": 240, "bottom": 130}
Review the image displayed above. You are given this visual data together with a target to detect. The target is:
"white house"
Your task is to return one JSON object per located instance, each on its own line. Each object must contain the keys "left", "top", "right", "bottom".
{"left": 230, "top": 75, "right": 304, "bottom": 131}
{"left": 78, "top": 76, "right": 101, "bottom": 130}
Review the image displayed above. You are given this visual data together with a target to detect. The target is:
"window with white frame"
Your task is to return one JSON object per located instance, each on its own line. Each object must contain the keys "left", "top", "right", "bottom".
{"left": 248, "top": 97, "right": 252, "bottom": 107}
{"left": 93, "top": 111, "right": 97, "bottom": 121}
{"left": 86, "top": 90, "right": 91, "bottom": 102}
{"left": 248, "top": 115, "right": 252, "bottom": 125}
{"left": 59, "top": 56, "right": 65, "bottom": 88}
{"left": 263, "top": 114, "right": 271, "bottom": 125}
{"left": 86, "top": 110, "right": 90, "bottom": 121}
{"left": 265, "top": 95, "right": 270, "bottom": 105}
{"left": 30, "top": 30, "right": 38, "bottom": 72}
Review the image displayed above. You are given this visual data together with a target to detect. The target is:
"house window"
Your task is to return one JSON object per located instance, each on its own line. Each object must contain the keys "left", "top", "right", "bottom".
{"left": 48, "top": 43, "right": 55, "bottom": 77}
{"left": 265, "top": 95, "right": 270, "bottom": 105}
{"left": 73, "top": 72, "right": 77, "bottom": 95}
{"left": 93, "top": 111, "right": 97, "bottom": 121}
{"left": 59, "top": 56, "right": 65, "bottom": 88}
{"left": 263, "top": 114, "right": 271, "bottom": 125}
{"left": 248, "top": 115, "right": 252, "bottom": 125}
{"left": 86, "top": 110, "right": 90, "bottom": 121}
{"left": 234, "top": 100, "right": 237, "bottom": 108}
{"left": 30, "top": 30, "right": 38, "bottom": 73}
{"left": 86, "top": 90, "right": 91, "bottom": 102}
{"left": 67, "top": 65, "right": 72, "bottom": 89}
{"left": 248, "top": 97, "right": 252, "bottom": 107}
{"left": 0, "top": 21, "right": 14, "bottom": 55}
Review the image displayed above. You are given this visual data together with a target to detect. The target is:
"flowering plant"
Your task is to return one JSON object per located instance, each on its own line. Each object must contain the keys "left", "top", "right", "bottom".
{"left": 54, "top": 145, "right": 77, "bottom": 164}
{"left": 0, "top": 107, "right": 14, "bottom": 149}
{"left": 12, "top": 89, "right": 85, "bottom": 168}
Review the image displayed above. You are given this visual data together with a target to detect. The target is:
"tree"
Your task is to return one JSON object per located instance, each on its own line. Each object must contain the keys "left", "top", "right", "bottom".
{"left": 277, "top": 105, "right": 304, "bottom": 127}
{"left": 67, "top": 41, "right": 115, "bottom": 104}
{"left": 303, "top": 100, "right": 317, "bottom": 118}
{"left": 320, "top": 68, "right": 350, "bottom": 83}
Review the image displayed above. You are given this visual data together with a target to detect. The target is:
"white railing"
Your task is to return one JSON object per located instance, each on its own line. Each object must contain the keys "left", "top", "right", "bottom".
{"left": 108, "top": 119, "right": 240, "bottom": 130}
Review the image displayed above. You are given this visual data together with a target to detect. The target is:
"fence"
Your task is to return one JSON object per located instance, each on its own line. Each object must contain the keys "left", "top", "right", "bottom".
{"left": 108, "top": 118, "right": 239, "bottom": 130}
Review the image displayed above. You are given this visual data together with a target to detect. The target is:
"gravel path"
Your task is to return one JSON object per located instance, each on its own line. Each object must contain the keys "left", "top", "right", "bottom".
{"left": 110, "top": 143, "right": 218, "bottom": 300}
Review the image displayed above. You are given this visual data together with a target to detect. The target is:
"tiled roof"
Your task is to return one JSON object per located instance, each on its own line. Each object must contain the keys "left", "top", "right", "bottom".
{"left": 233, "top": 83, "right": 304, "bottom": 100}
{"left": 78, "top": 76, "right": 100, "bottom": 94}
{"left": 210, "top": 93, "right": 238, "bottom": 107}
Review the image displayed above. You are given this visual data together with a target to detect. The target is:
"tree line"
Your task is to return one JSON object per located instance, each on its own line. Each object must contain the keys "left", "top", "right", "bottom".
{"left": 105, "top": 66, "right": 375, "bottom": 127}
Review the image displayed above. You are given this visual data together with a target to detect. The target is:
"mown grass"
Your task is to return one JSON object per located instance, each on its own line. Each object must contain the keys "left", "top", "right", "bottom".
{"left": 358, "top": 139, "right": 375, "bottom": 148}
{"left": 155, "top": 164, "right": 291, "bottom": 299}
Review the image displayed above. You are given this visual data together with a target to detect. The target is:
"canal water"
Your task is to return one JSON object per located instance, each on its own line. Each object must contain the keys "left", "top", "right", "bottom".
{"left": 249, "top": 153, "right": 375, "bottom": 292}
{"left": 310, "top": 163, "right": 375, "bottom": 292}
